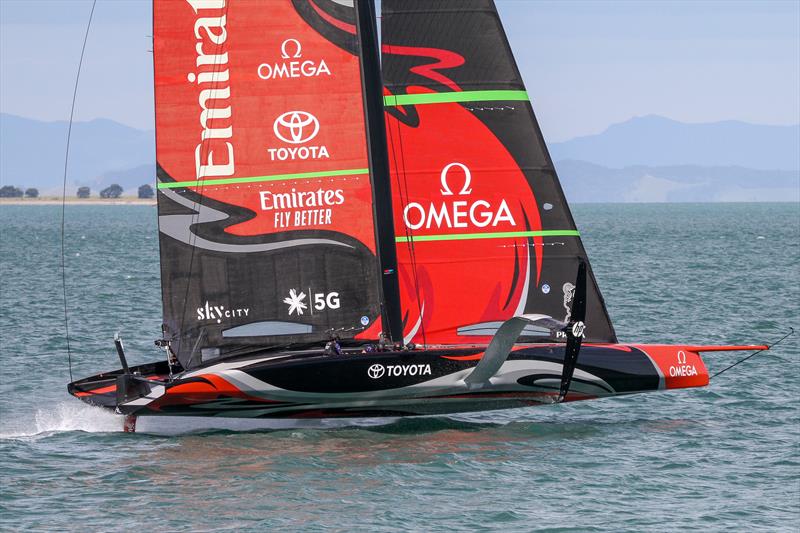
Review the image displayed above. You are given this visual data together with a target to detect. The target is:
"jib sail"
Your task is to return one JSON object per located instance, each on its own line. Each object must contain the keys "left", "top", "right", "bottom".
{"left": 381, "top": 0, "right": 617, "bottom": 344}
{"left": 153, "top": 0, "right": 385, "bottom": 367}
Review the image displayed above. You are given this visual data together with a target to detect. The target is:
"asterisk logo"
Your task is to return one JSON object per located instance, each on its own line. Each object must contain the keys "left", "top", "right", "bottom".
{"left": 283, "top": 289, "right": 307, "bottom": 316}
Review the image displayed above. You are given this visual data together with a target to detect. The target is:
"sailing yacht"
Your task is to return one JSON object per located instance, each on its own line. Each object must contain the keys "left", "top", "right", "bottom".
{"left": 68, "top": 0, "right": 765, "bottom": 431}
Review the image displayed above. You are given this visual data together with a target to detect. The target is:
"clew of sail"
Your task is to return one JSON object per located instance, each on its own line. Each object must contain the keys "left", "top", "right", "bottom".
{"left": 153, "top": 0, "right": 385, "bottom": 368}
{"left": 381, "top": 0, "right": 617, "bottom": 345}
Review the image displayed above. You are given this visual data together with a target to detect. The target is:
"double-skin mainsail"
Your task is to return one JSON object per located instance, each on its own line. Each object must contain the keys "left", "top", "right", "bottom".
{"left": 154, "top": 0, "right": 614, "bottom": 370}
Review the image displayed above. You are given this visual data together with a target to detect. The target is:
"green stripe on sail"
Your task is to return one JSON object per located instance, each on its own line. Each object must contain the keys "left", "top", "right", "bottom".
{"left": 395, "top": 230, "right": 580, "bottom": 243}
{"left": 384, "top": 90, "right": 529, "bottom": 107}
{"left": 157, "top": 168, "right": 370, "bottom": 189}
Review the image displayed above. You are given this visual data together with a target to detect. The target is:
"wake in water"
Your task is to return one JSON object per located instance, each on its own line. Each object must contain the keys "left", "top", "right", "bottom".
{"left": 0, "top": 403, "right": 502, "bottom": 437}
{"left": 0, "top": 401, "right": 121, "bottom": 439}
{"left": 134, "top": 415, "right": 404, "bottom": 435}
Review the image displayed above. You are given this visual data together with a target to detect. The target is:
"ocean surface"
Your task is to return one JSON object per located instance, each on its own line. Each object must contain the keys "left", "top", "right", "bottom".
{"left": 1, "top": 203, "right": 798, "bottom": 532}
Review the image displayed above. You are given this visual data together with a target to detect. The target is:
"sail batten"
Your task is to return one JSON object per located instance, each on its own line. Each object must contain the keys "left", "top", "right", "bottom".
{"left": 156, "top": 168, "right": 370, "bottom": 189}
{"left": 384, "top": 90, "right": 529, "bottom": 106}
{"left": 395, "top": 230, "right": 581, "bottom": 243}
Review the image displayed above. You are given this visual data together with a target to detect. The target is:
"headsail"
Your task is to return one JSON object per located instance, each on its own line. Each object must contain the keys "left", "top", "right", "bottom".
{"left": 153, "top": 0, "right": 385, "bottom": 367}
{"left": 381, "top": 0, "right": 617, "bottom": 344}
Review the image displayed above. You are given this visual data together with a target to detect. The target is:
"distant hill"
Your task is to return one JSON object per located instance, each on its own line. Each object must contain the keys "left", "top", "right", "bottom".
{"left": 0, "top": 113, "right": 154, "bottom": 196}
{"left": 94, "top": 164, "right": 156, "bottom": 197}
{"left": 555, "top": 160, "right": 799, "bottom": 203}
{"left": 549, "top": 115, "right": 800, "bottom": 171}
{"left": 1, "top": 112, "right": 797, "bottom": 201}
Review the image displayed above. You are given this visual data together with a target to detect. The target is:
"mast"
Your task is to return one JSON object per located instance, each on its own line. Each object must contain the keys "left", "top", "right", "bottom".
{"left": 354, "top": 0, "right": 404, "bottom": 343}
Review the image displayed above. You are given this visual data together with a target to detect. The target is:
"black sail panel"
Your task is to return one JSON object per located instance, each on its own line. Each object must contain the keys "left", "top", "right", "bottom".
{"left": 153, "top": 0, "right": 385, "bottom": 367}
{"left": 382, "top": 0, "right": 617, "bottom": 344}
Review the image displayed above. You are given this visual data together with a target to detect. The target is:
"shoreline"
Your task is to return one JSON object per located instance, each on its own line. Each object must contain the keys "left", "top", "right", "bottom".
{"left": 0, "top": 198, "right": 156, "bottom": 206}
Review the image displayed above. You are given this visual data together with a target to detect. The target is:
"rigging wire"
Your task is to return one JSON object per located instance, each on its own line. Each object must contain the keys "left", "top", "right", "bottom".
{"left": 711, "top": 327, "right": 794, "bottom": 379}
{"left": 60, "top": 0, "right": 98, "bottom": 383}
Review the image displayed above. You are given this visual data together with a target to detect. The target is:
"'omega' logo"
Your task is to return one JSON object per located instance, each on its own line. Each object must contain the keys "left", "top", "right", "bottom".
{"left": 402, "top": 161, "right": 516, "bottom": 230}
{"left": 280, "top": 38, "right": 302, "bottom": 59}
{"left": 440, "top": 162, "right": 473, "bottom": 196}
{"left": 367, "top": 364, "right": 385, "bottom": 379}
{"left": 273, "top": 111, "right": 320, "bottom": 144}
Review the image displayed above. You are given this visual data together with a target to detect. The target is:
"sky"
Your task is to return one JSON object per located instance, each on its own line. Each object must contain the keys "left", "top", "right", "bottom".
{"left": 1, "top": 0, "right": 798, "bottom": 142}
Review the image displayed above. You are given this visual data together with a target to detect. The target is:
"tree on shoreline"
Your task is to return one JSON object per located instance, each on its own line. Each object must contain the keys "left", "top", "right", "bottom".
{"left": 24, "top": 188, "right": 39, "bottom": 198}
{"left": 100, "top": 184, "right": 123, "bottom": 199}
{"left": 138, "top": 184, "right": 154, "bottom": 199}
{"left": 77, "top": 186, "right": 90, "bottom": 198}
{"left": 0, "top": 185, "right": 23, "bottom": 198}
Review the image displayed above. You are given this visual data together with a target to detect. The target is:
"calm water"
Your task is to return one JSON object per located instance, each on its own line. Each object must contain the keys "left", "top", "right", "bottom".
{"left": 1, "top": 203, "right": 798, "bottom": 532}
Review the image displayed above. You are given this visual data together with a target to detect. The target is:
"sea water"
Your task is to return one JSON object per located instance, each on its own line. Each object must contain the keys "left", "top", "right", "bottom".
{"left": 0, "top": 203, "right": 798, "bottom": 532}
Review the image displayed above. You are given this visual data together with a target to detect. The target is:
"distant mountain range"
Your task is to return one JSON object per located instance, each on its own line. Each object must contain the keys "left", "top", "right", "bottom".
{"left": 549, "top": 115, "right": 799, "bottom": 171}
{"left": 0, "top": 112, "right": 797, "bottom": 201}
{"left": 0, "top": 113, "right": 154, "bottom": 196}
{"left": 555, "top": 160, "right": 799, "bottom": 203}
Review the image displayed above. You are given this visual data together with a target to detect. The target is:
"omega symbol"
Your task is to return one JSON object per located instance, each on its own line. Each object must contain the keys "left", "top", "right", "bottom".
{"left": 440, "top": 162, "right": 473, "bottom": 196}
{"left": 280, "top": 38, "right": 302, "bottom": 59}
{"left": 273, "top": 111, "right": 320, "bottom": 144}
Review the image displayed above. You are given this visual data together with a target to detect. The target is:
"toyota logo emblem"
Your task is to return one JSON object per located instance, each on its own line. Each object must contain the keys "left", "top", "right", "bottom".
{"left": 273, "top": 111, "right": 320, "bottom": 144}
{"left": 367, "top": 364, "right": 385, "bottom": 379}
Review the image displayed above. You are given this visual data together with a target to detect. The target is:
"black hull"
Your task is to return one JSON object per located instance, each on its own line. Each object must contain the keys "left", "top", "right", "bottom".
{"left": 68, "top": 344, "right": 710, "bottom": 419}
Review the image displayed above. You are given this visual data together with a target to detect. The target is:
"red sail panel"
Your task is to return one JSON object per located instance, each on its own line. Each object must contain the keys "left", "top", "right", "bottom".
{"left": 155, "top": 0, "right": 372, "bottom": 240}
{"left": 153, "top": 0, "right": 383, "bottom": 366}
{"left": 382, "top": 0, "right": 617, "bottom": 346}
{"left": 389, "top": 102, "right": 541, "bottom": 344}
